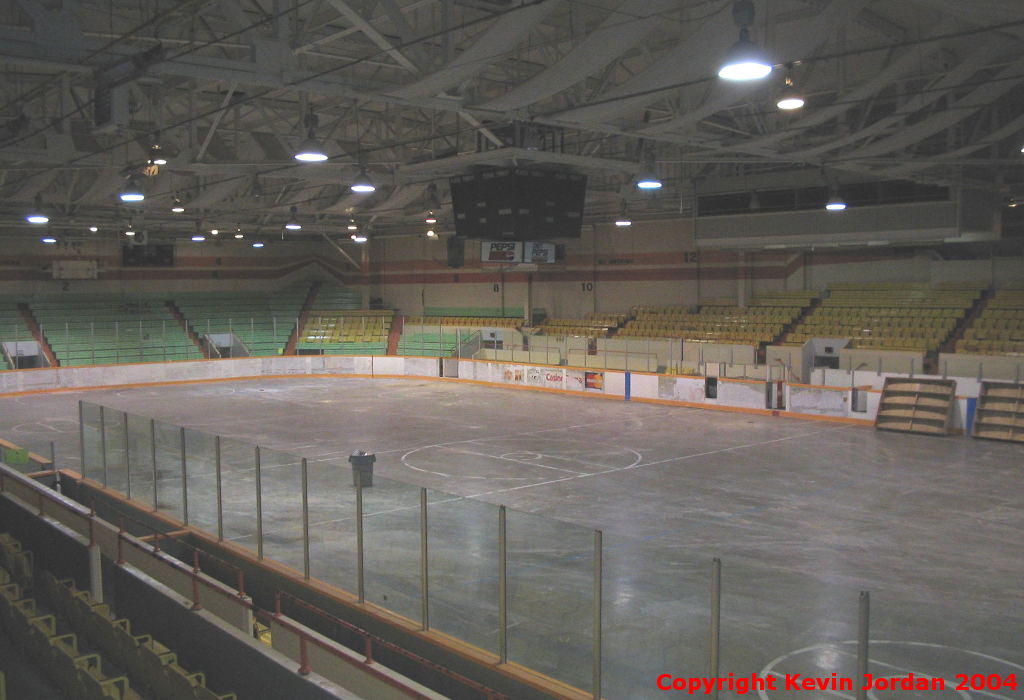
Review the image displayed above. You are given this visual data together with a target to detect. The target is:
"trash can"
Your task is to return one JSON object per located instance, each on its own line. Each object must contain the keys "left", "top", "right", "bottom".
{"left": 349, "top": 450, "right": 376, "bottom": 487}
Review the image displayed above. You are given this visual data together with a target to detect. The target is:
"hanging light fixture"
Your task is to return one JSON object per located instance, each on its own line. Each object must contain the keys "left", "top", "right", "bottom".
{"left": 148, "top": 144, "right": 167, "bottom": 166}
{"left": 191, "top": 234, "right": 206, "bottom": 241}
{"left": 210, "top": 228, "right": 219, "bottom": 235}
{"left": 252, "top": 242, "right": 265, "bottom": 248}
{"left": 285, "top": 206, "right": 302, "bottom": 230}
{"left": 351, "top": 233, "right": 368, "bottom": 243}
{"left": 119, "top": 177, "right": 146, "bottom": 202}
{"left": 235, "top": 232, "right": 244, "bottom": 239}
{"left": 426, "top": 229, "right": 436, "bottom": 238}
{"left": 347, "top": 219, "right": 358, "bottom": 230}
{"left": 425, "top": 211, "right": 437, "bottom": 224}
{"left": 351, "top": 167, "right": 376, "bottom": 193}
{"left": 718, "top": 1, "right": 773, "bottom": 81}
{"left": 825, "top": 192, "right": 847, "bottom": 211}
{"left": 295, "top": 110, "right": 328, "bottom": 162}
{"left": 171, "top": 198, "right": 185, "bottom": 213}
{"left": 636, "top": 154, "right": 662, "bottom": 190}
{"left": 89, "top": 226, "right": 99, "bottom": 232}
{"left": 615, "top": 202, "right": 632, "bottom": 227}
{"left": 777, "top": 64, "right": 805, "bottom": 110}
{"left": 41, "top": 237, "right": 57, "bottom": 244}
{"left": 26, "top": 194, "right": 48, "bottom": 224}
{"left": 125, "top": 219, "right": 136, "bottom": 236}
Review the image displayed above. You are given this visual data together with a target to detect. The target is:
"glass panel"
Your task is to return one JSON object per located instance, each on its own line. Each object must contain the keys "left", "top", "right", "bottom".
{"left": 306, "top": 456, "right": 359, "bottom": 593}
{"left": 506, "top": 508, "right": 594, "bottom": 693}
{"left": 152, "top": 418, "right": 184, "bottom": 523}
{"left": 102, "top": 407, "right": 128, "bottom": 496}
{"left": 361, "top": 474, "right": 422, "bottom": 623}
{"left": 80, "top": 402, "right": 103, "bottom": 483}
{"left": 218, "top": 437, "right": 258, "bottom": 552}
{"left": 258, "top": 447, "right": 305, "bottom": 572}
{"left": 182, "top": 427, "right": 218, "bottom": 531}
{"left": 602, "top": 535, "right": 705, "bottom": 700}
{"left": 126, "top": 413, "right": 155, "bottom": 508}
{"left": 426, "top": 491, "right": 500, "bottom": 655}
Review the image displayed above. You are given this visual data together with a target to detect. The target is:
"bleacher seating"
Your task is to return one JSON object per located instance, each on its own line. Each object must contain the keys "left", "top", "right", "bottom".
{"left": 0, "top": 301, "right": 33, "bottom": 370}
{"left": 397, "top": 332, "right": 461, "bottom": 356}
{"left": 956, "top": 285, "right": 1024, "bottom": 355}
{"left": 0, "top": 531, "right": 237, "bottom": 700}
{"left": 29, "top": 296, "right": 203, "bottom": 367}
{"left": 785, "top": 284, "right": 982, "bottom": 352}
{"left": 298, "top": 311, "right": 393, "bottom": 355}
{"left": 536, "top": 313, "right": 626, "bottom": 338}
{"left": 176, "top": 285, "right": 309, "bottom": 357}
{"left": 407, "top": 315, "right": 521, "bottom": 329}
{"left": 620, "top": 292, "right": 812, "bottom": 346}
{"left": 295, "top": 282, "right": 392, "bottom": 354}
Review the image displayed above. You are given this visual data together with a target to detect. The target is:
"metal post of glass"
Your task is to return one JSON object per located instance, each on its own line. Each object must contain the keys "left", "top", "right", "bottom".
{"left": 498, "top": 505, "right": 507, "bottom": 664}
{"left": 856, "top": 592, "right": 870, "bottom": 700}
{"left": 709, "top": 558, "right": 721, "bottom": 700}
{"left": 228, "top": 318, "right": 233, "bottom": 358}
{"left": 356, "top": 470, "right": 364, "bottom": 603}
{"left": 593, "top": 529, "right": 602, "bottom": 700}
{"left": 273, "top": 317, "right": 277, "bottom": 351}
{"left": 255, "top": 446, "right": 263, "bottom": 559}
{"left": 99, "top": 406, "right": 108, "bottom": 487}
{"left": 162, "top": 320, "right": 167, "bottom": 362}
{"left": 90, "top": 321, "right": 95, "bottom": 365}
{"left": 123, "top": 411, "right": 131, "bottom": 500}
{"left": 115, "top": 321, "right": 120, "bottom": 363}
{"left": 179, "top": 426, "right": 188, "bottom": 525}
{"left": 301, "top": 458, "right": 310, "bottom": 579}
{"left": 420, "top": 487, "right": 428, "bottom": 630}
{"left": 138, "top": 320, "right": 143, "bottom": 362}
{"left": 64, "top": 322, "right": 69, "bottom": 364}
{"left": 78, "top": 401, "right": 86, "bottom": 481}
{"left": 150, "top": 419, "right": 158, "bottom": 510}
{"left": 215, "top": 437, "right": 223, "bottom": 540}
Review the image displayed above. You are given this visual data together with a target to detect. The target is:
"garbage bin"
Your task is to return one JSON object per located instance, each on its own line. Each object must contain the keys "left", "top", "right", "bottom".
{"left": 349, "top": 450, "right": 376, "bottom": 487}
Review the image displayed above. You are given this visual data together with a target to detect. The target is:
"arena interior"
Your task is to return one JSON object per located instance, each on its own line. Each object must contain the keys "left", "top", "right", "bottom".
{"left": 1, "top": 2, "right": 1023, "bottom": 700}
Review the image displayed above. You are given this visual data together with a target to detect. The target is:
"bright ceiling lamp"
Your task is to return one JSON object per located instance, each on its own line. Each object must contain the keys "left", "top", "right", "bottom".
{"left": 41, "top": 237, "right": 57, "bottom": 244}
{"left": 192, "top": 234, "right": 206, "bottom": 241}
{"left": 636, "top": 153, "right": 661, "bottom": 189}
{"left": 295, "top": 110, "right": 328, "bottom": 162}
{"left": 718, "top": 1, "right": 772, "bottom": 81}
{"left": 148, "top": 144, "right": 167, "bottom": 166}
{"left": 425, "top": 211, "right": 437, "bottom": 224}
{"left": 825, "top": 192, "right": 847, "bottom": 211}
{"left": 235, "top": 233, "right": 244, "bottom": 239}
{"left": 615, "top": 202, "right": 631, "bottom": 227}
{"left": 119, "top": 178, "right": 145, "bottom": 202}
{"left": 89, "top": 226, "right": 98, "bottom": 232}
{"left": 252, "top": 242, "right": 265, "bottom": 248}
{"left": 347, "top": 219, "right": 358, "bottom": 230}
{"left": 295, "top": 135, "right": 328, "bottom": 162}
{"left": 426, "top": 229, "right": 436, "bottom": 238}
{"left": 124, "top": 225, "right": 136, "bottom": 236}
{"left": 26, "top": 194, "right": 48, "bottom": 224}
{"left": 171, "top": 198, "right": 185, "bottom": 213}
{"left": 351, "top": 167, "right": 376, "bottom": 193}
{"left": 777, "top": 64, "right": 804, "bottom": 110}
{"left": 351, "top": 233, "right": 368, "bottom": 243}
{"left": 285, "top": 206, "right": 302, "bottom": 230}
{"left": 210, "top": 229, "right": 219, "bottom": 235}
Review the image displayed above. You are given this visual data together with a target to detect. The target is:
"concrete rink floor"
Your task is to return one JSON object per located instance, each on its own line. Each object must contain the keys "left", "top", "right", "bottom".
{"left": 2, "top": 376, "right": 1023, "bottom": 700}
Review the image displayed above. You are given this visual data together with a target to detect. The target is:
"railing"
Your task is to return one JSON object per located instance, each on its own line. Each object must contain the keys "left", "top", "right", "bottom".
{"left": 0, "top": 449, "right": 509, "bottom": 700}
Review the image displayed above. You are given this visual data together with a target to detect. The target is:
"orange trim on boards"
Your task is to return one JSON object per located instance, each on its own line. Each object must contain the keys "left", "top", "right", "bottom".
{"left": 1, "top": 357, "right": 878, "bottom": 427}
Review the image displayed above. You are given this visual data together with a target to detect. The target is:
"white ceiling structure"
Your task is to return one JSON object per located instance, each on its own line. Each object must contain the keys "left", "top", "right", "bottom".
{"left": 1, "top": 0, "right": 1024, "bottom": 242}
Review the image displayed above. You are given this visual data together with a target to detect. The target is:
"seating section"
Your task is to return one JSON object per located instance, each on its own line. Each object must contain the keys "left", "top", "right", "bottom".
{"left": 0, "top": 300, "right": 33, "bottom": 370}
{"left": 397, "top": 332, "right": 461, "bottom": 356}
{"left": 956, "top": 286, "right": 1024, "bottom": 355}
{"left": 298, "top": 310, "right": 393, "bottom": 355}
{"left": 0, "top": 531, "right": 237, "bottom": 700}
{"left": 786, "top": 284, "right": 982, "bottom": 352}
{"left": 536, "top": 314, "right": 626, "bottom": 338}
{"left": 29, "top": 297, "right": 202, "bottom": 367}
{"left": 176, "top": 286, "right": 309, "bottom": 357}
{"left": 620, "top": 304, "right": 804, "bottom": 346}
{"left": 407, "top": 316, "right": 521, "bottom": 329}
